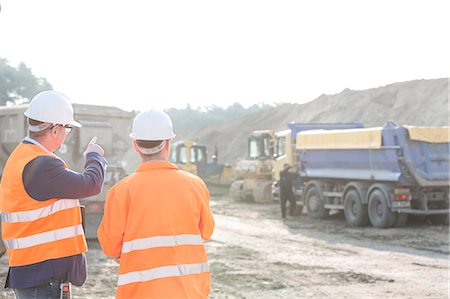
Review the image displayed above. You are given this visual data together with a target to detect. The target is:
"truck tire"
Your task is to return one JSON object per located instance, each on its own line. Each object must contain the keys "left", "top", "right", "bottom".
{"left": 344, "top": 190, "right": 369, "bottom": 226}
{"left": 306, "top": 187, "right": 328, "bottom": 219}
{"left": 368, "top": 189, "right": 396, "bottom": 228}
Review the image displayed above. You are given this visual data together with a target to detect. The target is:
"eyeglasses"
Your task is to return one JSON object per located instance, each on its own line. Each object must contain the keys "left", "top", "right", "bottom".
{"left": 63, "top": 125, "right": 73, "bottom": 134}
{"left": 51, "top": 124, "right": 73, "bottom": 134}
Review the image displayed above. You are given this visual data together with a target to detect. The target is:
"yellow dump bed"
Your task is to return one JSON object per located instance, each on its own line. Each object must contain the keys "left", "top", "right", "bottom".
{"left": 296, "top": 125, "right": 450, "bottom": 150}
{"left": 405, "top": 126, "right": 450, "bottom": 143}
{"left": 296, "top": 127, "right": 383, "bottom": 149}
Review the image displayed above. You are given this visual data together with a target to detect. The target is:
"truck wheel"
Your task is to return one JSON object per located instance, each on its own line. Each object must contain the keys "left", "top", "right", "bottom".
{"left": 306, "top": 187, "right": 328, "bottom": 219}
{"left": 368, "top": 189, "right": 395, "bottom": 228}
{"left": 344, "top": 190, "right": 369, "bottom": 226}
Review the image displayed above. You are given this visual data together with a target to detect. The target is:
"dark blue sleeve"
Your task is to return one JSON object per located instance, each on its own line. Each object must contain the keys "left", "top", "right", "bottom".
{"left": 22, "top": 153, "right": 108, "bottom": 201}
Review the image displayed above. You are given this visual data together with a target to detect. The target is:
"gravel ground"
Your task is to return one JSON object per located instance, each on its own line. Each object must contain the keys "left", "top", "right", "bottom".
{"left": 0, "top": 194, "right": 448, "bottom": 298}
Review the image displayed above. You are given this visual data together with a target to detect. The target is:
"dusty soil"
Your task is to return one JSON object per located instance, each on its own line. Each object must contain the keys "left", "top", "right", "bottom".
{"left": 0, "top": 194, "right": 448, "bottom": 298}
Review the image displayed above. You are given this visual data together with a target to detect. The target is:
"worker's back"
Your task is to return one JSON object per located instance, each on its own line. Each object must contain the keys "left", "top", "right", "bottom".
{"left": 99, "top": 161, "right": 214, "bottom": 299}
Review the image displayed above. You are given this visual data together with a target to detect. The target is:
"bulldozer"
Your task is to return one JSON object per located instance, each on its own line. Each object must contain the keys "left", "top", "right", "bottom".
{"left": 0, "top": 103, "right": 137, "bottom": 239}
{"left": 229, "top": 130, "right": 275, "bottom": 203}
{"left": 169, "top": 140, "right": 234, "bottom": 187}
{"left": 120, "top": 139, "right": 234, "bottom": 196}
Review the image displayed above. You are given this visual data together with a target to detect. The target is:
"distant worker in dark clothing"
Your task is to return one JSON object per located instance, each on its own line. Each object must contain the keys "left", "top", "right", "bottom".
{"left": 280, "top": 164, "right": 298, "bottom": 218}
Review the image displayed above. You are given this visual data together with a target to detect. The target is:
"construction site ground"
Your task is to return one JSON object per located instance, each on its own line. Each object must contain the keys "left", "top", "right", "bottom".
{"left": 0, "top": 193, "right": 448, "bottom": 299}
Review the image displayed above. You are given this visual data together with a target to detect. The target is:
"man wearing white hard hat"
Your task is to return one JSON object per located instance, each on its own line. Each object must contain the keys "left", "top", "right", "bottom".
{"left": 0, "top": 90, "right": 108, "bottom": 299}
{"left": 98, "top": 110, "right": 215, "bottom": 299}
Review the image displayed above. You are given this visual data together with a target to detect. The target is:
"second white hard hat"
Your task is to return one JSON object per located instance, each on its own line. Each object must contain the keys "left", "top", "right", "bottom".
{"left": 24, "top": 90, "right": 81, "bottom": 127}
{"left": 130, "top": 109, "right": 175, "bottom": 140}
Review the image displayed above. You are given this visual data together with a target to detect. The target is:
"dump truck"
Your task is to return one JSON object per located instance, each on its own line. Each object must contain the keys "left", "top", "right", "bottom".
{"left": 272, "top": 123, "right": 364, "bottom": 202}
{"left": 229, "top": 130, "right": 275, "bottom": 203}
{"left": 291, "top": 121, "right": 450, "bottom": 228}
{"left": 0, "top": 104, "right": 137, "bottom": 239}
{"left": 169, "top": 140, "right": 234, "bottom": 187}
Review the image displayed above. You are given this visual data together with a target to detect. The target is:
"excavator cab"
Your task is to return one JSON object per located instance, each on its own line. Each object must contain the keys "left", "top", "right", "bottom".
{"left": 170, "top": 140, "right": 234, "bottom": 187}
{"left": 229, "top": 130, "right": 275, "bottom": 203}
{"left": 248, "top": 131, "right": 275, "bottom": 160}
{"left": 170, "top": 141, "right": 207, "bottom": 175}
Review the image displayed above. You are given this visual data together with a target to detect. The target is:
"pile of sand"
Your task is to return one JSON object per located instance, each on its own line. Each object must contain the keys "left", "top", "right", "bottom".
{"left": 177, "top": 78, "right": 449, "bottom": 166}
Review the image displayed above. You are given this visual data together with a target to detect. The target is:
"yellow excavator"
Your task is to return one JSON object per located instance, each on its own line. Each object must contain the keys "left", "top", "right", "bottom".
{"left": 229, "top": 130, "right": 275, "bottom": 203}
{"left": 169, "top": 140, "right": 234, "bottom": 187}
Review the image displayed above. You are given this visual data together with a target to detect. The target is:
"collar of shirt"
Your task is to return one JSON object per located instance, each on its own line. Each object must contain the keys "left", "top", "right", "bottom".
{"left": 23, "top": 137, "right": 54, "bottom": 155}
{"left": 136, "top": 160, "right": 178, "bottom": 173}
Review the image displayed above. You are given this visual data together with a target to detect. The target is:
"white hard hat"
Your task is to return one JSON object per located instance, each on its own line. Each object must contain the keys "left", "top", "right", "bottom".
{"left": 24, "top": 90, "right": 81, "bottom": 127}
{"left": 130, "top": 109, "right": 175, "bottom": 140}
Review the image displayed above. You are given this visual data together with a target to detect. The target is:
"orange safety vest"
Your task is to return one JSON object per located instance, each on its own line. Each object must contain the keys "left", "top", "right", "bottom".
{"left": 98, "top": 161, "right": 215, "bottom": 299}
{"left": 0, "top": 142, "right": 87, "bottom": 267}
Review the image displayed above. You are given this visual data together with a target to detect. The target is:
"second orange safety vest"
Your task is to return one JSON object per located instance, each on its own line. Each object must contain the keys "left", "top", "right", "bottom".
{"left": 98, "top": 161, "right": 215, "bottom": 299}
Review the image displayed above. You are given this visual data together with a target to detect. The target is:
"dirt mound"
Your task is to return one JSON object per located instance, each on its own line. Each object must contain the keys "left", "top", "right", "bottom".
{"left": 178, "top": 78, "right": 449, "bottom": 166}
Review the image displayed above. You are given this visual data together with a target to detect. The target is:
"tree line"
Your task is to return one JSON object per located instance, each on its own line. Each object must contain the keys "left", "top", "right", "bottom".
{"left": 0, "top": 58, "right": 52, "bottom": 106}
{"left": 0, "top": 57, "right": 274, "bottom": 130}
{"left": 166, "top": 102, "right": 274, "bottom": 132}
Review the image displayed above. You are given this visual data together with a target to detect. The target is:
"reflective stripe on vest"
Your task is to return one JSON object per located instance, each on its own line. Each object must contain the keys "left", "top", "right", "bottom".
{"left": 1, "top": 199, "right": 80, "bottom": 223}
{"left": 117, "top": 262, "right": 209, "bottom": 286}
{"left": 4, "top": 224, "right": 84, "bottom": 250}
{"left": 122, "top": 234, "right": 204, "bottom": 254}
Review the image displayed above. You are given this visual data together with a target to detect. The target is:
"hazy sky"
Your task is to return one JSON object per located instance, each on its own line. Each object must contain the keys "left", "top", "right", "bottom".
{"left": 1, "top": 0, "right": 448, "bottom": 112}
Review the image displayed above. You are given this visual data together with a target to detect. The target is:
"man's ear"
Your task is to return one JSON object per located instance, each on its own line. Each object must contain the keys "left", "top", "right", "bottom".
{"left": 133, "top": 140, "right": 139, "bottom": 153}
{"left": 51, "top": 126, "right": 59, "bottom": 138}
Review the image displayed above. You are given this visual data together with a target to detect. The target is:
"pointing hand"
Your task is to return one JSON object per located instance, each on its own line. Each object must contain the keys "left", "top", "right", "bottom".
{"left": 84, "top": 136, "right": 105, "bottom": 157}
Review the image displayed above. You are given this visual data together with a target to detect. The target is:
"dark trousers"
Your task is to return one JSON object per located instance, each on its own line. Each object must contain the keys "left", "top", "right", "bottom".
{"left": 13, "top": 281, "right": 62, "bottom": 299}
{"left": 280, "top": 188, "right": 297, "bottom": 218}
